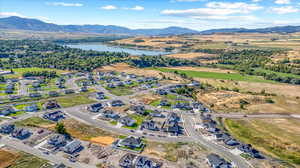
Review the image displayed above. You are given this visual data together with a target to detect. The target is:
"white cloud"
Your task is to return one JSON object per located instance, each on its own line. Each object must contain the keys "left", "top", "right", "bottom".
{"left": 252, "top": 0, "right": 262, "bottom": 2}
{"left": 0, "top": 12, "right": 26, "bottom": 18}
{"left": 130, "top": 6, "right": 144, "bottom": 11}
{"left": 271, "top": 6, "right": 298, "bottom": 14}
{"left": 101, "top": 5, "right": 117, "bottom": 10}
{"left": 275, "top": 0, "right": 291, "bottom": 4}
{"left": 173, "top": 0, "right": 202, "bottom": 2}
{"left": 45, "top": 2, "right": 83, "bottom": 7}
{"left": 162, "top": 2, "right": 263, "bottom": 19}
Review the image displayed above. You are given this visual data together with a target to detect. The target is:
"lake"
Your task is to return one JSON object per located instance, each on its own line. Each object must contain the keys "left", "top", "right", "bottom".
{"left": 66, "top": 43, "right": 171, "bottom": 56}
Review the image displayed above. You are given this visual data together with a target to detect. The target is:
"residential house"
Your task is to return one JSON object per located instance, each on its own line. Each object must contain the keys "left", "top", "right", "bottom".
{"left": 12, "top": 128, "right": 31, "bottom": 139}
{"left": 0, "top": 124, "right": 15, "bottom": 134}
{"left": 49, "top": 91, "right": 59, "bottom": 97}
{"left": 64, "top": 89, "right": 75, "bottom": 94}
{"left": 101, "top": 110, "right": 120, "bottom": 120}
{"left": 80, "top": 86, "right": 88, "bottom": 92}
{"left": 32, "top": 82, "right": 41, "bottom": 88}
{"left": 29, "top": 93, "right": 42, "bottom": 98}
{"left": 111, "top": 100, "right": 124, "bottom": 107}
{"left": 43, "top": 111, "right": 65, "bottom": 122}
{"left": 96, "top": 92, "right": 105, "bottom": 100}
{"left": 119, "top": 153, "right": 136, "bottom": 168}
{"left": 125, "top": 80, "right": 133, "bottom": 85}
{"left": 238, "top": 144, "right": 262, "bottom": 158}
{"left": 0, "top": 106, "right": 15, "bottom": 116}
{"left": 156, "top": 89, "right": 168, "bottom": 95}
{"left": 207, "top": 154, "right": 232, "bottom": 168}
{"left": 129, "top": 105, "right": 147, "bottom": 115}
{"left": 107, "top": 83, "right": 115, "bottom": 89}
{"left": 141, "top": 120, "right": 159, "bottom": 131}
{"left": 135, "top": 156, "right": 162, "bottom": 168}
{"left": 64, "top": 140, "right": 83, "bottom": 154}
{"left": 44, "top": 100, "right": 60, "bottom": 109}
{"left": 24, "top": 104, "right": 39, "bottom": 112}
{"left": 87, "top": 103, "right": 103, "bottom": 112}
{"left": 118, "top": 136, "right": 144, "bottom": 149}
{"left": 119, "top": 116, "right": 136, "bottom": 127}
{"left": 159, "top": 100, "right": 170, "bottom": 106}
{"left": 48, "top": 135, "right": 67, "bottom": 147}
{"left": 149, "top": 110, "right": 165, "bottom": 118}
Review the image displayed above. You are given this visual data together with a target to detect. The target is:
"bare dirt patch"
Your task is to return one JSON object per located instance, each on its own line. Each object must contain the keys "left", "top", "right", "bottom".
{"left": 90, "top": 136, "right": 115, "bottom": 146}
{"left": 0, "top": 149, "right": 19, "bottom": 168}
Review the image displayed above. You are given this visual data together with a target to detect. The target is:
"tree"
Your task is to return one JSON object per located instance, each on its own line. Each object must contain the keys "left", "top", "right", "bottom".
{"left": 55, "top": 122, "right": 67, "bottom": 135}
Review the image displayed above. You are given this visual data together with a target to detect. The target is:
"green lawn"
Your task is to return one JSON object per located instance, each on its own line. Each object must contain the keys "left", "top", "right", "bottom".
{"left": 14, "top": 117, "right": 54, "bottom": 127}
{"left": 4, "top": 67, "right": 68, "bottom": 78}
{"left": 56, "top": 93, "right": 97, "bottom": 108}
{"left": 106, "top": 87, "right": 133, "bottom": 96}
{"left": 152, "top": 67, "right": 276, "bottom": 83}
{"left": 123, "top": 114, "right": 145, "bottom": 130}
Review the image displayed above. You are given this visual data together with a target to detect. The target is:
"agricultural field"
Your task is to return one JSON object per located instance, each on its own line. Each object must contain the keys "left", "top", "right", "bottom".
{"left": 224, "top": 118, "right": 300, "bottom": 166}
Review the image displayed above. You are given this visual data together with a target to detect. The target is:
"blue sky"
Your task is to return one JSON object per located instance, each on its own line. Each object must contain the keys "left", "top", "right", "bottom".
{"left": 1, "top": 0, "right": 300, "bottom": 30}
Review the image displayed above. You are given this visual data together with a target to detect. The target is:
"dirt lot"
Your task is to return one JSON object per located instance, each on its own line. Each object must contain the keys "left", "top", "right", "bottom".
{"left": 0, "top": 149, "right": 19, "bottom": 168}
{"left": 90, "top": 136, "right": 115, "bottom": 146}
{"left": 197, "top": 90, "right": 265, "bottom": 112}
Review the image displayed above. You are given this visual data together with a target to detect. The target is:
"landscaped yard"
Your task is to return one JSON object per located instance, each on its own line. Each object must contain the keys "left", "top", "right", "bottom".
{"left": 106, "top": 87, "right": 133, "bottom": 96}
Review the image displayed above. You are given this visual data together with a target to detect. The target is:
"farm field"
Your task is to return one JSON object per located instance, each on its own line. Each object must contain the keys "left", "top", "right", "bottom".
{"left": 224, "top": 118, "right": 300, "bottom": 166}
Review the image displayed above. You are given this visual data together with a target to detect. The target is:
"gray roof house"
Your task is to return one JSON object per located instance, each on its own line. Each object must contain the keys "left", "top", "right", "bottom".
{"left": 119, "top": 116, "right": 136, "bottom": 127}
{"left": 101, "top": 110, "right": 120, "bottom": 120}
{"left": 0, "top": 106, "right": 15, "bottom": 116}
{"left": 64, "top": 140, "right": 83, "bottom": 154}
{"left": 118, "top": 136, "right": 144, "bottom": 149}
{"left": 207, "top": 154, "right": 232, "bottom": 168}
{"left": 12, "top": 128, "right": 31, "bottom": 140}
{"left": 0, "top": 124, "right": 15, "bottom": 134}
{"left": 24, "top": 104, "right": 39, "bottom": 112}
{"left": 141, "top": 120, "right": 159, "bottom": 131}
{"left": 48, "top": 135, "right": 67, "bottom": 147}
{"left": 87, "top": 103, "right": 103, "bottom": 112}
{"left": 135, "top": 156, "right": 162, "bottom": 168}
{"left": 119, "top": 153, "right": 136, "bottom": 168}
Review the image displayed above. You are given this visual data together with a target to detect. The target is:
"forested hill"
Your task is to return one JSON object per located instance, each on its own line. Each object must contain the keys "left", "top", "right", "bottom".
{"left": 0, "top": 16, "right": 199, "bottom": 36}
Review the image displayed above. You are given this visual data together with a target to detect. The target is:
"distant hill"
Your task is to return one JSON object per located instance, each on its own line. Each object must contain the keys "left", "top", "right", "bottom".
{"left": 200, "top": 26, "right": 300, "bottom": 34}
{"left": 1, "top": 16, "right": 300, "bottom": 36}
{"left": 0, "top": 16, "right": 199, "bottom": 36}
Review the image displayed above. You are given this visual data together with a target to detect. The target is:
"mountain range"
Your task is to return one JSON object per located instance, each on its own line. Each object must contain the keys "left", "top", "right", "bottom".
{"left": 1, "top": 16, "right": 300, "bottom": 35}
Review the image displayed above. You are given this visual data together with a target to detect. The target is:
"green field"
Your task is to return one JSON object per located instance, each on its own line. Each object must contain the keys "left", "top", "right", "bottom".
{"left": 55, "top": 93, "right": 97, "bottom": 107}
{"left": 106, "top": 87, "right": 133, "bottom": 96}
{"left": 152, "top": 67, "right": 276, "bottom": 83}
{"left": 254, "top": 68, "right": 300, "bottom": 79}
{"left": 4, "top": 67, "right": 68, "bottom": 78}
{"left": 14, "top": 117, "right": 54, "bottom": 127}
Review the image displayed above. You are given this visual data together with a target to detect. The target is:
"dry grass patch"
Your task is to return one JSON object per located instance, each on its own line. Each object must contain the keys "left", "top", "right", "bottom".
{"left": 166, "top": 52, "right": 217, "bottom": 59}
{"left": 62, "top": 119, "right": 117, "bottom": 141}
{"left": 197, "top": 91, "right": 265, "bottom": 112}
{"left": 225, "top": 118, "right": 300, "bottom": 166}
{"left": 170, "top": 66, "right": 236, "bottom": 73}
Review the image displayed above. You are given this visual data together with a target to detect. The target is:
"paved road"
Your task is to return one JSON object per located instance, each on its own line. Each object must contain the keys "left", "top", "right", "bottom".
{"left": 0, "top": 137, "right": 95, "bottom": 168}
{"left": 182, "top": 115, "right": 252, "bottom": 168}
{"left": 212, "top": 113, "right": 300, "bottom": 119}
